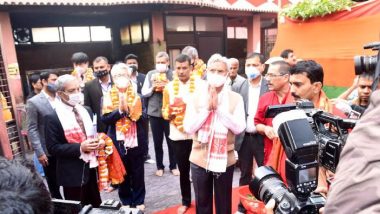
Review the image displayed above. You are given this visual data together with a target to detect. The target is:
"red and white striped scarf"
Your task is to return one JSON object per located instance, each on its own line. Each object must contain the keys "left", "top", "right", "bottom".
{"left": 197, "top": 111, "right": 229, "bottom": 173}
{"left": 55, "top": 100, "right": 94, "bottom": 144}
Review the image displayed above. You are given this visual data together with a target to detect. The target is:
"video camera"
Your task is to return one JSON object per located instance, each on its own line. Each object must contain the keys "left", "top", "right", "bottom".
{"left": 250, "top": 100, "right": 356, "bottom": 213}
{"left": 354, "top": 41, "right": 380, "bottom": 91}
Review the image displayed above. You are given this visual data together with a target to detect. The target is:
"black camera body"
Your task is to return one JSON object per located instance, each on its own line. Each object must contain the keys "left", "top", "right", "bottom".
{"left": 250, "top": 100, "right": 356, "bottom": 213}
{"left": 312, "top": 111, "right": 356, "bottom": 173}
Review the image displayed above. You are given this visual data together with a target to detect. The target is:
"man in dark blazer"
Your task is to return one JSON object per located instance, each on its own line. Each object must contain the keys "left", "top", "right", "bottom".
{"left": 45, "top": 75, "right": 101, "bottom": 207}
{"left": 124, "top": 54, "right": 152, "bottom": 163}
{"left": 84, "top": 56, "right": 112, "bottom": 133}
{"left": 231, "top": 53, "right": 268, "bottom": 213}
{"left": 26, "top": 70, "right": 61, "bottom": 199}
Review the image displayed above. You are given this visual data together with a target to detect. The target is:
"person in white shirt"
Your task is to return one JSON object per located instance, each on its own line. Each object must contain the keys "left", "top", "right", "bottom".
{"left": 231, "top": 52, "right": 269, "bottom": 213}
{"left": 162, "top": 54, "right": 207, "bottom": 214}
{"left": 26, "top": 70, "right": 62, "bottom": 199}
{"left": 183, "top": 53, "right": 245, "bottom": 214}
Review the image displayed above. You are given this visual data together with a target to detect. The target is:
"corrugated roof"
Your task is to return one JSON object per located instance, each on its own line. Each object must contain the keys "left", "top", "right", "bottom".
{"left": 256, "top": 0, "right": 279, "bottom": 12}
{"left": 0, "top": 0, "right": 278, "bottom": 12}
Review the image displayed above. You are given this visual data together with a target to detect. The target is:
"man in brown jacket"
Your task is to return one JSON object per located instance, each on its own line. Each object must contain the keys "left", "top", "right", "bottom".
{"left": 184, "top": 53, "right": 245, "bottom": 214}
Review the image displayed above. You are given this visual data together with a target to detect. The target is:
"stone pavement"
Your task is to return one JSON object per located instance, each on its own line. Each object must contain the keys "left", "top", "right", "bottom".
{"left": 100, "top": 133, "right": 241, "bottom": 214}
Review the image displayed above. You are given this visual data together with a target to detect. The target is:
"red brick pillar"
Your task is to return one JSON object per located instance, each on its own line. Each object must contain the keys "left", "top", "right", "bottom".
{"left": 0, "top": 12, "right": 24, "bottom": 159}
{"left": 247, "top": 14, "right": 261, "bottom": 54}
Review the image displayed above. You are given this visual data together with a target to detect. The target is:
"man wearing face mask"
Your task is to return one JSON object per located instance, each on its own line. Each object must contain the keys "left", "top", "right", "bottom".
{"left": 184, "top": 53, "right": 246, "bottom": 214}
{"left": 71, "top": 52, "right": 94, "bottom": 89}
{"left": 44, "top": 75, "right": 101, "bottom": 207}
{"left": 26, "top": 70, "right": 62, "bottom": 199}
{"left": 142, "top": 51, "right": 178, "bottom": 177}
{"left": 101, "top": 63, "right": 145, "bottom": 210}
{"left": 124, "top": 54, "right": 152, "bottom": 163}
{"left": 232, "top": 53, "right": 268, "bottom": 214}
{"left": 83, "top": 56, "right": 112, "bottom": 133}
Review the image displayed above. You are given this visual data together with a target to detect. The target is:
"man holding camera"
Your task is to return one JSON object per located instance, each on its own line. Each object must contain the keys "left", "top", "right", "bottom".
{"left": 269, "top": 60, "right": 333, "bottom": 189}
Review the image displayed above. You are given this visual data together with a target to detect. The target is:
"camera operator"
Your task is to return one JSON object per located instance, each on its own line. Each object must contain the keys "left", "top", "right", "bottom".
{"left": 269, "top": 60, "right": 336, "bottom": 189}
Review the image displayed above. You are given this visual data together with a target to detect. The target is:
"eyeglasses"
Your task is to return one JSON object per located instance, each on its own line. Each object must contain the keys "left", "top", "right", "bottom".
{"left": 264, "top": 73, "right": 287, "bottom": 79}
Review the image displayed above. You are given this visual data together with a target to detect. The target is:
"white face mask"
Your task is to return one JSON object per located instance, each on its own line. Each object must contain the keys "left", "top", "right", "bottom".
{"left": 67, "top": 92, "right": 84, "bottom": 106}
{"left": 115, "top": 77, "right": 130, "bottom": 90}
{"left": 75, "top": 66, "right": 86, "bottom": 75}
{"left": 207, "top": 72, "right": 227, "bottom": 87}
{"left": 245, "top": 66, "right": 261, "bottom": 79}
{"left": 156, "top": 64, "right": 167, "bottom": 73}
{"left": 127, "top": 67, "right": 133, "bottom": 76}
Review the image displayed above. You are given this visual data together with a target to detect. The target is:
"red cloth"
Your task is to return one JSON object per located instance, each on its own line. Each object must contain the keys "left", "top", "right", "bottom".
{"left": 254, "top": 90, "right": 293, "bottom": 164}
{"left": 271, "top": 0, "right": 380, "bottom": 87}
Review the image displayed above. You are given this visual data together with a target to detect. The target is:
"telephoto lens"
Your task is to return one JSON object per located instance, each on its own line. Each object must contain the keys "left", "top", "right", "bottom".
{"left": 249, "top": 166, "right": 322, "bottom": 214}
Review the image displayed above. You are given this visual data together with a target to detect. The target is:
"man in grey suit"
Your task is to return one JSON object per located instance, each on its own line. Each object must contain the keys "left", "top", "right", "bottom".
{"left": 231, "top": 53, "right": 268, "bottom": 213}
{"left": 142, "top": 51, "right": 178, "bottom": 177}
{"left": 227, "top": 58, "right": 246, "bottom": 90}
{"left": 26, "top": 70, "right": 62, "bottom": 199}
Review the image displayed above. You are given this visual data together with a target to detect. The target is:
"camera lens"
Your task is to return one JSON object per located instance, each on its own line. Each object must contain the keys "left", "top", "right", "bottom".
{"left": 354, "top": 55, "right": 377, "bottom": 75}
{"left": 250, "top": 166, "right": 289, "bottom": 204}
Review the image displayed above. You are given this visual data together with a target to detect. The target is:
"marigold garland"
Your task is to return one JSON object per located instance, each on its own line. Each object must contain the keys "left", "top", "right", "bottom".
{"left": 114, "top": 85, "right": 136, "bottom": 136}
{"left": 153, "top": 72, "right": 168, "bottom": 92}
{"left": 170, "top": 76, "right": 196, "bottom": 132}
{"left": 192, "top": 59, "right": 206, "bottom": 79}
{"left": 71, "top": 68, "right": 94, "bottom": 83}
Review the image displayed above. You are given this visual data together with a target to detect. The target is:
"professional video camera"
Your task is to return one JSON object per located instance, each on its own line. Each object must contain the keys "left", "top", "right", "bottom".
{"left": 354, "top": 41, "right": 380, "bottom": 75}
{"left": 265, "top": 100, "right": 356, "bottom": 173}
{"left": 354, "top": 42, "right": 380, "bottom": 92}
{"left": 250, "top": 100, "right": 356, "bottom": 213}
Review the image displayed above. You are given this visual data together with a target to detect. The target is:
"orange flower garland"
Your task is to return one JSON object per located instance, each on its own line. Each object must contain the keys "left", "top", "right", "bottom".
{"left": 114, "top": 85, "right": 137, "bottom": 136}
{"left": 97, "top": 133, "right": 126, "bottom": 191}
{"left": 170, "top": 76, "right": 195, "bottom": 132}
{"left": 192, "top": 59, "right": 206, "bottom": 79}
{"left": 71, "top": 68, "right": 94, "bottom": 83}
{"left": 153, "top": 72, "right": 168, "bottom": 92}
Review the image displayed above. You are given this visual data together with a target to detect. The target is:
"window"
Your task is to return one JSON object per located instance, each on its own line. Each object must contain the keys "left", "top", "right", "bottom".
{"left": 227, "top": 27, "right": 248, "bottom": 39}
{"left": 143, "top": 19, "right": 150, "bottom": 42}
{"left": 31, "top": 27, "right": 61, "bottom": 43}
{"left": 14, "top": 25, "right": 112, "bottom": 44}
{"left": 196, "top": 17, "right": 223, "bottom": 32}
{"left": 119, "top": 19, "right": 151, "bottom": 45}
{"left": 166, "top": 16, "right": 193, "bottom": 32}
{"left": 63, "top": 27, "right": 91, "bottom": 42}
{"left": 90, "top": 26, "right": 111, "bottom": 42}
{"left": 227, "top": 27, "right": 235, "bottom": 39}
{"left": 120, "top": 26, "right": 131, "bottom": 45}
{"left": 235, "top": 27, "right": 248, "bottom": 39}
{"left": 130, "top": 22, "right": 143, "bottom": 44}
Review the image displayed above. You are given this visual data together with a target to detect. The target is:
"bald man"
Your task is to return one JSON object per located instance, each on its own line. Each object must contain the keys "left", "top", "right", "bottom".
{"left": 226, "top": 58, "right": 246, "bottom": 91}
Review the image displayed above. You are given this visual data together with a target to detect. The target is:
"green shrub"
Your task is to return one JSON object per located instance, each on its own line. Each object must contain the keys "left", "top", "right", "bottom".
{"left": 281, "top": 0, "right": 354, "bottom": 20}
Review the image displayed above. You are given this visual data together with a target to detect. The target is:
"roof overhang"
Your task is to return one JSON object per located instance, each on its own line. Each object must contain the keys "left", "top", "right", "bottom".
{"left": 0, "top": 0, "right": 279, "bottom": 13}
